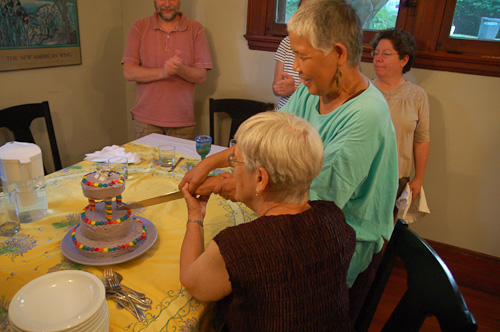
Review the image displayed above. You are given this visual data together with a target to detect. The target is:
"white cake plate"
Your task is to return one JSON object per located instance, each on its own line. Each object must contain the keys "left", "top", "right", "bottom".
{"left": 60, "top": 216, "right": 158, "bottom": 266}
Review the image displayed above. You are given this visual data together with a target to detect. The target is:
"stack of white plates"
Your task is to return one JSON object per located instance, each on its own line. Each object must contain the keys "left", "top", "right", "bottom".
{"left": 8, "top": 270, "right": 108, "bottom": 332}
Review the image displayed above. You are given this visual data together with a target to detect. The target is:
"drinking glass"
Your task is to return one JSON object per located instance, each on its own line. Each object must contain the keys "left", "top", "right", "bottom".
{"left": 195, "top": 135, "right": 212, "bottom": 160}
{"left": 158, "top": 145, "right": 176, "bottom": 167}
{"left": 107, "top": 156, "right": 129, "bottom": 179}
{"left": 0, "top": 186, "right": 20, "bottom": 237}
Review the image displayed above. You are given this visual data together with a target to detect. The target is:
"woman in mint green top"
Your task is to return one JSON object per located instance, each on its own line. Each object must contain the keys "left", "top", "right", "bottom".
{"left": 283, "top": 0, "right": 398, "bottom": 289}
{"left": 281, "top": 83, "right": 397, "bottom": 287}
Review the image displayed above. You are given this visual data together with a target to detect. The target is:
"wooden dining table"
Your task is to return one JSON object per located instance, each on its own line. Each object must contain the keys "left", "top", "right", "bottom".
{"left": 0, "top": 134, "right": 255, "bottom": 332}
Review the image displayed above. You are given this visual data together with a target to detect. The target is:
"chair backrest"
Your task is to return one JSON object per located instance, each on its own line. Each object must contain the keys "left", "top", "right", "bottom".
{"left": 0, "top": 101, "right": 62, "bottom": 174}
{"left": 209, "top": 98, "right": 275, "bottom": 146}
{"left": 355, "top": 219, "right": 477, "bottom": 332}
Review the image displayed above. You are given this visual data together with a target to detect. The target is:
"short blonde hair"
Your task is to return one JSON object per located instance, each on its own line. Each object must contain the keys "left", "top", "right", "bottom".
{"left": 234, "top": 112, "right": 324, "bottom": 204}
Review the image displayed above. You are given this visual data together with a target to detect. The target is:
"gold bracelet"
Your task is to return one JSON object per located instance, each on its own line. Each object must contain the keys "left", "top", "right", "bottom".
{"left": 187, "top": 219, "right": 203, "bottom": 227}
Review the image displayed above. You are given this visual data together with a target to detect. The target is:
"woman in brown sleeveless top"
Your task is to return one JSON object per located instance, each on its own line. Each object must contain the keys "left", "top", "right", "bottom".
{"left": 179, "top": 111, "right": 355, "bottom": 331}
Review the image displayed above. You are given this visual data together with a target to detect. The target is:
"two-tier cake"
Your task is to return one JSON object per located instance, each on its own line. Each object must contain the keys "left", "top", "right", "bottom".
{"left": 69, "top": 170, "right": 147, "bottom": 259}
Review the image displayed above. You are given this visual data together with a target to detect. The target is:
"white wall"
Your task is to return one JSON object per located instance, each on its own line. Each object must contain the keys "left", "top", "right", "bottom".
{"left": 2, "top": 0, "right": 499, "bottom": 258}
{"left": 361, "top": 63, "right": 500, "bottom": 257}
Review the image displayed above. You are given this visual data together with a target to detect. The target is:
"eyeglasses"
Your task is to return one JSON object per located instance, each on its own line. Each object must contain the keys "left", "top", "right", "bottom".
{"left": 228, "top": 153, "right": 245, "bottom": 167}
{"left": 371, "top": 50, "right": 399, "bottom": 58}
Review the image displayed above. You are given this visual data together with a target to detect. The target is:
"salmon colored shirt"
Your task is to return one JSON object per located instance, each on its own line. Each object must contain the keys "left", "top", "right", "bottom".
{"left": 122, "top": 13, "right": 212, "bottom": 127}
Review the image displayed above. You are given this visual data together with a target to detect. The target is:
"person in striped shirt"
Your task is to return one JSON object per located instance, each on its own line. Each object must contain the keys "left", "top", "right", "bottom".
{"left": 272, "top": 0, "right": 308, "bottom": 109}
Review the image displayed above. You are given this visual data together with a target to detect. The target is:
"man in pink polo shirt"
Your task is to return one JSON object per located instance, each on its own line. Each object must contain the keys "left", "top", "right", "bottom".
{"left": 122, "top": 0, "right": 213, "bottom": 139}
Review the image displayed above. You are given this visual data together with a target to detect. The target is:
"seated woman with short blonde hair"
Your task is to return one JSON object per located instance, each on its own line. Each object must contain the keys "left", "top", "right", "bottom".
{"left": 180, "top": 111, "right": 356, "bottom": 331}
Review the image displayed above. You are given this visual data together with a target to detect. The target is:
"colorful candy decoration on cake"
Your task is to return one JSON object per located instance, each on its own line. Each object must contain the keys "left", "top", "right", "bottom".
{"left": 80, "top": 205, "right": 132, "bottom": 226}
{"left": 71, "top": 217, "right": 147, "bottom": 253}
{"left": 81, "top": 169, "right": 128, "bottom": 221}
{"left": 89, "top": 199, "right": 96, "bottom": 211}
{"left": 81, "top": 169, "right": 126, "bottom": 200}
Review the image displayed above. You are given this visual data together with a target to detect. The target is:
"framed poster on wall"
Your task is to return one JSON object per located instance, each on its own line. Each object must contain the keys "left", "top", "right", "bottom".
{"left": 0, "top": 0, "right": 81, "bottom": 72}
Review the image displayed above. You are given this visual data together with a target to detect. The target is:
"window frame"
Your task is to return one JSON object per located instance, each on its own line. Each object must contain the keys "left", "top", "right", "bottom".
{"left": 244, "top": 0, "right": 500, "bottom": 77}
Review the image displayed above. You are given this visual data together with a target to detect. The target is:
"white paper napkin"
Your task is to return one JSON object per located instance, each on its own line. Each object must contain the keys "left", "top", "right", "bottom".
{"left": 84, "top": 145, "right": 141, "bottom": 164}
{"left": 396, "top": 183, "right": 431, "bottom": 223}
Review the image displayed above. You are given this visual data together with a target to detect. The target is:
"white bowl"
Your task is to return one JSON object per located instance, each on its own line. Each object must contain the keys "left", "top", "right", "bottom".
{"left": 8, "top": 270, "right": 105, "bottom": 332}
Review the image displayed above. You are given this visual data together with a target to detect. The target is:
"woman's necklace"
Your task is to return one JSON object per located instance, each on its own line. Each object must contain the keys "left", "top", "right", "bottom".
{"left": 343, "top": 89, "right": 366, "bottom": 105}
{"left": 321, "top": 76, "right": 369, "bottom": 114}
{"left": 320, "top": 89, "right": 366, "bottom": 114}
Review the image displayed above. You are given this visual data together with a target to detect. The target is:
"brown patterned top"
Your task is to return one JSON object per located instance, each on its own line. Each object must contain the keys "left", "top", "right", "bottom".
{"left": 214, "top": 200, "right": 355, "bottom": 332}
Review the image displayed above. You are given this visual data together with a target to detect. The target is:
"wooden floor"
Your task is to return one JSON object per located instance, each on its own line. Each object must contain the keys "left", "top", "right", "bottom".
{"left": 367, "top": 266, "right": 500, "bottom": 332}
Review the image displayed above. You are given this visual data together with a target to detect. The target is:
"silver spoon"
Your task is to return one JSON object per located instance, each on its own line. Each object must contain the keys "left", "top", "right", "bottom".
{"left": 107, "top": 291, "right": 151, "bottom": 311}
{"left": 113, "top": 295, "right": 145, "bottom": 320}
{"left": 168, "top": 157, "right": 184, "bottom": 172}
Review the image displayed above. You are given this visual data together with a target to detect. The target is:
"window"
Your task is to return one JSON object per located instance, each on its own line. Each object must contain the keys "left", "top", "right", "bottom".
{"left": 245, "top": 0, "right": 500, "bottom": 77}
{"left": 437, "top": 0, "right": 500, "bottom": 57}
{"left": 365, "top": 0, "right": 399, "bottom": 30}
{"left": 275, "top": 0, "right": 300, "bottom": 23}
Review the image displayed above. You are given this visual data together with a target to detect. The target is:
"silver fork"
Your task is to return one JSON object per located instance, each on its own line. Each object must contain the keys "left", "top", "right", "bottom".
{"left": 107, "top": 268, "right": 152, "bottom": 306}
{"left": 99, "top": 276, "right": 150, "bottom": 312}
{"left": 109, "top": 271, "right": 152, "bottom": 306}
{"left": 104, "top": 268, "right": 147, "bottom": 322}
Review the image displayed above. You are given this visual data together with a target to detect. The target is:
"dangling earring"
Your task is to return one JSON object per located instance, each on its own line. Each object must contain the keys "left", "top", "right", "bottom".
{"left": 335, "top": 68, "right": 342, "bottom": 87}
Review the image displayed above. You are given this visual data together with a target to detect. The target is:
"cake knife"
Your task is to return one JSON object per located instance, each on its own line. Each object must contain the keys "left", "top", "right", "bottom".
{"left": 116, "top": 190, "right": 184, "bottom": 210}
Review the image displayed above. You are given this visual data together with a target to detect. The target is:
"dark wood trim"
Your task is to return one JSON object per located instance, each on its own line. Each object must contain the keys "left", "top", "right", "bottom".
{"left": 247, "top": 35, "right": 500, "bottom": 77}
{"left": 246, "top": 0, "right": 500, "bottom": 78}
{"left": 421, "top": 239, "right": 500, "bottom": 298}
{"left": 246, "top": 0, "right": 268, "bottom": 36}
{"left": 265, "top": 0, "right": 287, "bottom": 36}
{"left": 411, "top": 51, "right": 500, "bottom": 78}
{"left": 408, "top": 0, "right": 447, "bottom": 52}
{"left": 244, "top": 34, "right": 283, "bottom": 52}
{"left": 364, "top": 45, "right": 500, "bottom": 78}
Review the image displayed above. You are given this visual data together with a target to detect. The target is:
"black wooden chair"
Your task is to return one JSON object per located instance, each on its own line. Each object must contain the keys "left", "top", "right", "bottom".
{"left": 209, "top": 98, "right": 274, "bottom": 146}
{"left": 354, "top": 219, "right": 477, "bottom": 332}
{"left": 0, "top": 101, "right": 62, "bottom": 174}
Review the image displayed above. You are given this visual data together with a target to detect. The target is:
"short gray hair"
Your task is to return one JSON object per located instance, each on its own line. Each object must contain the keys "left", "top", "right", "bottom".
{"left": 287, "top": 0, "right": 363, "bottom": 67}
{"left": 234, "top": 112, "right": 324, "bottom": 204}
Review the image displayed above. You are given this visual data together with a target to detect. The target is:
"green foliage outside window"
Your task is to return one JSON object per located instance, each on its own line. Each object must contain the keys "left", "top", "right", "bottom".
{"left": 280, "top": 0, "right": 500, "bottom": 39}
{"left": 366, "top": 1, "right": 398, "bottom": 30}
{"left": 285, "top": 0, "right": 300, "bottom": 21}
{"left": 452, "top": 0, "right": 500, "bottom": 39}
{"left": 280, "top": 0, "right": 398, "bottom": 30}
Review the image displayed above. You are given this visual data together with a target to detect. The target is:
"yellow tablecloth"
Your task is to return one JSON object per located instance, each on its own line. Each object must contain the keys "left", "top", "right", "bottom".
{"left": 0, "top": 141, "right": 256, "bottom": 332}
